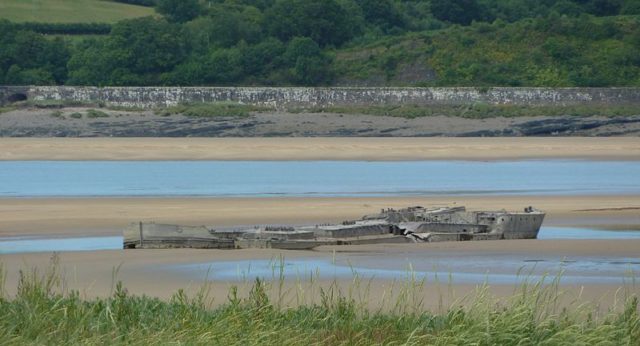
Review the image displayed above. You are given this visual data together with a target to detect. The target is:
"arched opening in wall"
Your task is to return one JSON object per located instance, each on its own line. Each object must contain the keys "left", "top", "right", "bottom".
{"left": 7, "top": 93, "right": 27, "bottom": 103}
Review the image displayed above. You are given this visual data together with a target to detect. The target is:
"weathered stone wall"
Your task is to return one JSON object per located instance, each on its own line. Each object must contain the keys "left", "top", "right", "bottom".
{"left": 2, "top": 86, "right": 640, "bottom": 108}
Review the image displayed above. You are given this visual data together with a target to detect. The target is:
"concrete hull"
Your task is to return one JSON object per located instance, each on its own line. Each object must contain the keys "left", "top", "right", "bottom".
{"left": 123, "top": 222, "right": 234, "bottom": 249}
{"left": 234, "top": 239, "right": 326, "bottom": 250}
{"left": 123, "top": 206, "right": 545, "bottom": 250}
{"left": 498, "top": 212, "right": 545, "bottom": 239}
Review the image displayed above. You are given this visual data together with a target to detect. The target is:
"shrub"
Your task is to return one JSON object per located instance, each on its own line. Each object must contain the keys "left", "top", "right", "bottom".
{"left": 86, "top": 109, "right": 110, "bottom": 118}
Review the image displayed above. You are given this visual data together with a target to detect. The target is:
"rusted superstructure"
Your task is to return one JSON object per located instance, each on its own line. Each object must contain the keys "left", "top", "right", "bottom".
{"left": 123, "top": 205, "right": 545, "bottom": 250}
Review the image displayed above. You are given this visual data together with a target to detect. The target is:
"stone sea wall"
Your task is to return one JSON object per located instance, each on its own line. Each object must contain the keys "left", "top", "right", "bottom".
{"left": 2, "top": 86, "right": 640, "bottom": 108}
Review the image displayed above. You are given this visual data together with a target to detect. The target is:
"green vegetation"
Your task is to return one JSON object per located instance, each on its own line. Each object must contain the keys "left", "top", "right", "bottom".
{"left": 0, "top": 106, "right": 16, "bottom": 114}
{"left": 49, "top": 110, "right": 64, "bottom": 118}
{"left": 69, "top": 112, "right": 83, "bottom": 119}
{"left": 106, "top": 105, "right": 146, "bottom": 112}
{"left": 291, "top": 104, "right": 640, "bottom": 119}
{"left": 0, "top": 1, "right": 639, "bottom": 86}
{"left": 156, "top": 0, "right": 200, "bottom": 23}
{"left": 111, "top": 0, "right": 156, "bottom": 6}
{"left": 155, "top": 102, "right": 271, "bottom": 117}
{"left": 0, "top": 261, "right": 638, "bottom": 344}
{"left": 13, "top": 22, "right": 112, "bottom": 35}
{"left": 86, "top": 109, "right": 110, "bottom": 118}
{"left": 336, "top": 15, "right": 640, "bottom": 87}
{"left": 0, "top": 0, "right": 155, "bottom": 23}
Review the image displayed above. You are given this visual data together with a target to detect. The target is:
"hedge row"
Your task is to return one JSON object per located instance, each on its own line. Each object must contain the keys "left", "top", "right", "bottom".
{"left": 108, "top": 0, "right": 156, "bottom": 7}
{"left": 15, "top": 22, "right": 112, "bottom": 35}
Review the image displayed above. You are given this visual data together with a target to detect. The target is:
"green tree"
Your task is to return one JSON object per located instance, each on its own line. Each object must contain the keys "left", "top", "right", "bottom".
{"left": 204, "top": 47, "right": 245, "bottom": 83}
{"left": 163, "top": 58, "right": 207, "bottom": 85}
{"left": 108, "top": 17, "right": 187, "bottom": 75}
{"left": 355, "top": 0, "right": 405, "bottom": 32}
{"left": 587, "top": 0, "right": 623, "bottom": 16}
{"left": 621, "top": 0, "right": 640, "bottom": 14}
{"left": 240, "top": 37, "right": 286, "bottom": 77}
{"left": 265, "top": 0, "right": 355, "bottom": 47}
{"left": 186, "top": 5, "right": 263, "bottom": 49}
{"left": 431, "top": 0, "right": 487, "bottom": 25}
{"left": 67, "top": 39, "right": 113, "bottom": 86}
{"left": 0, "top": 20, "right": 17, "bottom": 81}
{"left": 551, "top": 0, "right": 585, "bottom": 16}
{"left": 283, "top": 37, "right": 332, "bottom": 85}
{"left": 156, "top": 0, "right": 201, "bottom": 23}
{"left": 0, "top": 28, "right": 69, "bottom": 85}
{"left": 5, "top": 65, "right": 56, "bottom": 85}
{"left": 68, "top": 17, "right": 188, "bottom": 85}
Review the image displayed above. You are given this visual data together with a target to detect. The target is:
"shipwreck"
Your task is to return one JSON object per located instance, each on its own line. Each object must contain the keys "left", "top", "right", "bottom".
{"left": 123, "top": 205, "right": 545, "bottom": 250}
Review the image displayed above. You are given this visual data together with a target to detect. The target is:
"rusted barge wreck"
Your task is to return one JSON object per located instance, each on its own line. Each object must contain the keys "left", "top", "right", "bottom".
{"left": 123, "top": 205, "right": 545, "bottom": 250}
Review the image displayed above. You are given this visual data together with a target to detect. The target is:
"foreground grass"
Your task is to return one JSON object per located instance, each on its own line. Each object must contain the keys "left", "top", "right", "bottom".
{"left": 0, "top": 0, "right": 154, "bottom": 24}
{"left": 0, "top": 261, "right": 638, "bottom": 345}
{"left": 289, "top": 104, "right": 640, "bottom": 119}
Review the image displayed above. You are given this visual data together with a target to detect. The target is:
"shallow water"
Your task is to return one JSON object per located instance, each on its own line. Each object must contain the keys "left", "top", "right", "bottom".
{"left": 0, "top": 236, "right": 122, "bottom": 254}
{"left": 2, "top": 228, "right": 638, "bottom": 285}
{"left": 176, "top": 256, "right": 639, "bottom": 285}
{"left": 538, "top": 227, "right": 640, "bottom": 240}
{"left": 174, "top": 227, "right": 640, "bottom": 285}
{"left": 1, "top": 160, "right": 639, "bottom": 197}
{"left": 1, "top": 226, "right": 638, "bottom": 253}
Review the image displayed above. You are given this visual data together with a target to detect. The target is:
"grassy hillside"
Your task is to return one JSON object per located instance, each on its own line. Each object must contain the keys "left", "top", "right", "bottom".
{"left": 335, "top": 15, "right": 640, "bottom": 87}
{"left": 0, "top": 0, "right": 155, "bottom": 23}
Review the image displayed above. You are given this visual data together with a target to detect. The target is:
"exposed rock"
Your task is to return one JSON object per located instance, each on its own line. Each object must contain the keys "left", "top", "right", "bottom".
{"left": 1, "top": 107, "right": 638, "bottom": 137}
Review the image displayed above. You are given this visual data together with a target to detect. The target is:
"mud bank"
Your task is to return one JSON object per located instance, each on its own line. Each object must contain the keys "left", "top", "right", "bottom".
{"left": 1, "top": 107, "right": 640, "bottom": 137}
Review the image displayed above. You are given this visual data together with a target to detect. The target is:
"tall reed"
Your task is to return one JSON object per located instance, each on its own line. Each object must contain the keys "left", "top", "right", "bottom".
{"left": 0, "top": 256, "right": 638, "bottom": 345}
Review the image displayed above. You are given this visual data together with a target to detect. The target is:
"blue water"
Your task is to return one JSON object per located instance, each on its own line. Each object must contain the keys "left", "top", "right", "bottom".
{"left": 1, "top": 227, "right": 639, "bottom": 254}
{"left": 177, "top": 257, "right": 639, "bottom": 285}
{"left": 0, "top": 160, "right": 639, "bottom": 197}
{"left": 3, "top": 228, "right": 639, "bottom": 285}
{"left": 538, "top": 227, "right": 640, "bottom": 240}
{"left": 0, "top": 236, "right": 122, "bottom": 254}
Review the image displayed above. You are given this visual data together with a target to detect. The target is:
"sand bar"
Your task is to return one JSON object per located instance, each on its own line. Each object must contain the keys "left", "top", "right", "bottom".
{"left": 2, "top": 195, "right": 638, "bottom": 307}
{"left": 1, "top": 137, "right": 639, "bottom": 161}
{"left": 1, "top": 195, "right": 639, "bottom": 237}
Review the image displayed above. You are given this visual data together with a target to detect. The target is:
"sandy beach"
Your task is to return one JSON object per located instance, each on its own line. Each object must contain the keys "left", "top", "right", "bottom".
{"left": 1, "top": 195, "right": 639, "bottom": 237}
{"left": 1, "top": 137, "right": 639, "bottom": 161}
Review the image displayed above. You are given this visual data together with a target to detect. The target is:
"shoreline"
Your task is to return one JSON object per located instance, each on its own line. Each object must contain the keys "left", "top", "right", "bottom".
{"left": 1, "top": 137, "right": 639, "bottom": 161}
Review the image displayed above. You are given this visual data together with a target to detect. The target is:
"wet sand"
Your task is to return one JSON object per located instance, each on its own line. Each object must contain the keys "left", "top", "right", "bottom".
{"left": 2, "top": 194, "right": 638, "bottom": 307}
{"left": 1, "top": 195, "right": 639, "bottom": 237}
{"left": 1, "top": 195, "right": 638, "bottom": 308}
{"left": 1, "top": 137, "right": 639, "bottom": 161}
{"left": 1, "top": 241, "right": 638, "bottom": 310}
